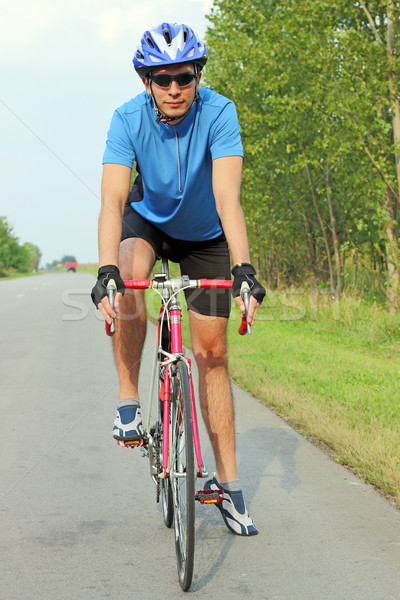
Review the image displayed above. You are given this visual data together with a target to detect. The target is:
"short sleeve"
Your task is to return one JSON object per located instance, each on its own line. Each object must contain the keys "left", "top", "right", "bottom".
{"left": 102, "top": 110, "right": 135, "bottom": 167}
{"left": 209, "top": 101, "right": 244, "bottom": 160}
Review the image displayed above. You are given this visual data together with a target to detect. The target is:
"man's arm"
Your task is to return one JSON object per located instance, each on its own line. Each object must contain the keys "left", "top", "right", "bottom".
{"left": 212, "top": 156, "right": 249, "bottom": 264}
{"left": 99, "top": 163, "right": 132, "bottom": 265}
{"left": 96, "top": 163, "right": 132, "bottom": 321}
{"left": 212, "top": 156, "right": 261, "bottom": 325}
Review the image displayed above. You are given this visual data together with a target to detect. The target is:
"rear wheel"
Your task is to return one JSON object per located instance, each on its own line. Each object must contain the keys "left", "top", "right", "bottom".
{"left": 171, "top": 361, "right": 195, "bottom": 591}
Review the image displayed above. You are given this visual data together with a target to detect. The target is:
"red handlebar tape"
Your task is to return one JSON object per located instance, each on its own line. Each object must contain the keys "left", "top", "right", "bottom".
{"left": 197, "top": 279, "right": 233, "bottom": 288}
{"left": 124, "top": 280, "right": 151, "bottom": 289}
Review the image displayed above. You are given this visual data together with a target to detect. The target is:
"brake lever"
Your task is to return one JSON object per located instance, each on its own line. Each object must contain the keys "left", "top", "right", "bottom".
{"left": 238, "top": 281, "right": 252, "bottom": 335}
{"left": 105, "top": 279, "right": 116, "bottom": 336}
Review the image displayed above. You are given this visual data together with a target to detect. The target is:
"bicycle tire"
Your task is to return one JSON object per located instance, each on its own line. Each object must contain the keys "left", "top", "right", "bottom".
{"left": 171, "top": 360, "right": 195, "bottom": 591}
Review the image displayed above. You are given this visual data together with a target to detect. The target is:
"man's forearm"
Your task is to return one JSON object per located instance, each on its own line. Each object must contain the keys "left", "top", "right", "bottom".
{"left": 98, "top": 163, "right": 132, "bottom": 267}
{"left": 219, "top": 202, "right": 251, "bottom": 267}
{"left": 98, "top": 201, "right": 124, "bottom": 267}
{"left": 212, "top": 156, "right": 250, "bottom": 267}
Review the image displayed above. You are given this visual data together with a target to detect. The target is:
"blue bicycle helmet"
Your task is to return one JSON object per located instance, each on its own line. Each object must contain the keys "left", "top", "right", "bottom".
{"left": 133, "top": 23, "right": 208, "bottom": 77}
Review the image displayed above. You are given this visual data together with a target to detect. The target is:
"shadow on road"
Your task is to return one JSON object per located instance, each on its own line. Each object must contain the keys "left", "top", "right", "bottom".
{"left": 191, "top": 424, "right": 301, "bottom": 591}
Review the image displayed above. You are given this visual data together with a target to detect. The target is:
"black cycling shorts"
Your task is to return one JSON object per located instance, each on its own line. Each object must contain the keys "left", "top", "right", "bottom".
{"left": 121, "top": 203, "right": 231, "bottom": 318}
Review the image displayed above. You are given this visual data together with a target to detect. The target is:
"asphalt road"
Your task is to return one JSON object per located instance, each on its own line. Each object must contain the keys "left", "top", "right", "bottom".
{"left": 1, "top": 273, "right": 400, "bottom": 600}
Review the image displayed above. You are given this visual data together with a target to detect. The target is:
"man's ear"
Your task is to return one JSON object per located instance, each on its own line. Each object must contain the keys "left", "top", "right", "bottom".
{"left": 142, "top": 77, "right": 151, "bottom": 95}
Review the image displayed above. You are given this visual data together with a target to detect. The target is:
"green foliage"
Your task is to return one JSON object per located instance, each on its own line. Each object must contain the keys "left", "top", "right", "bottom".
{"left": 205, "top": 0, "right": 400, "bottom": 303}
{"left": 22, "top": 243, "right": 42, "bottom": 272}
{"left": 0, "top": 217, "right": 41, "bottom": 276}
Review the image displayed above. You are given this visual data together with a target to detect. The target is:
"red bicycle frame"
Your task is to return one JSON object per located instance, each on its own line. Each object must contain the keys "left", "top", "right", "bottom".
{"left": 105, "top": 275, "right": 251, "bottom": 479}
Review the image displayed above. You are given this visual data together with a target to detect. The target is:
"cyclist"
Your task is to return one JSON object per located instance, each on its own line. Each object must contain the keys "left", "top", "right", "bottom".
{"left": 91, "top": 22, "right": 265, "bottom": 536}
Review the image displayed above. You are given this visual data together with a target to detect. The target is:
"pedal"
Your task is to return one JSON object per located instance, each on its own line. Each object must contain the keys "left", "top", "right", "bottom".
{"left": 195, "top": 489, "right": 224, "bottom": 504}
{"left": 117, "top": 439, "right": 144, "bottom": 448}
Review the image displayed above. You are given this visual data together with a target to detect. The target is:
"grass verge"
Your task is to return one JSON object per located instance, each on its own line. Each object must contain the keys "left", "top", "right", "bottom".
{"left": 226, "top": 292, "right": 400, "bottom": 507}
{"left": 0, "top": 270, "right": 47, "bottom": 281}
{"left": 75, "top": 264, "right": 99, "bottom": 277}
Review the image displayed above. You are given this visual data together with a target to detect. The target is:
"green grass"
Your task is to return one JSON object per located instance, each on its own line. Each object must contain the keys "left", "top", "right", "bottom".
{"left": 226, "top": 293, "right": 400, "bottom": 506}
{"left": 0, "top": 264, "right": 100, "bottom": 280}
{"left": 147, "top": 269, "right": 400, "bottom": 506}
{"left": 0, "top": 270, "right": 47, "bottom": 281}
{"left": 75, "top": 263, "right": 99, "bottom": 277}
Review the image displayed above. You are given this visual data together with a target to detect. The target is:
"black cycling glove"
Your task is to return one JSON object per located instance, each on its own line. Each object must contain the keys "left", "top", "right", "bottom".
{"left": 91, "top": 265, "right": 125, "bottom": 307}
{"left": 231, "top": 263, "right": 266, "bottom": 304}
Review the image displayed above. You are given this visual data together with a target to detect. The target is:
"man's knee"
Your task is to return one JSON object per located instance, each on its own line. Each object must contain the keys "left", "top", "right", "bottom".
{"left": 196, "top": 352, "right": 228, "bottom": 373}
{"left": 191, "top": 321, "right": 228, "bottom": 370}
{"left": 119, "top": 238, "right": 155, "bottom": 280}
{"left": 118, "top": 239, "right": 153, "bottom": 320}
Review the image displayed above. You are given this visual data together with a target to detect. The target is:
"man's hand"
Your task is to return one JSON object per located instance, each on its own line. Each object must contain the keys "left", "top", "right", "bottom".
{"left": 231, "top": 263, "right": 266, "bottom": 326}
{"left": 91, "top": 265, "right": 125, "bottom": 324}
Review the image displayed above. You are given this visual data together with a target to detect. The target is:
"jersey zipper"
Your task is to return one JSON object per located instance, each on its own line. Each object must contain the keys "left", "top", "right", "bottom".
{"left": 173, "top": 127, "right": 182, "bottom": 193}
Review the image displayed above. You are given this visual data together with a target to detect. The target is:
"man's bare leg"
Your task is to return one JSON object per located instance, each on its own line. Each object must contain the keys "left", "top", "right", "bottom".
{"left": 188, "top": 311, "right": 238, "bottom": 483}
{"left": 189, "top": 310, "right": 258, "bottom": 535}
{"left": 113, "top": 238, "right": 155, "bottom": 400}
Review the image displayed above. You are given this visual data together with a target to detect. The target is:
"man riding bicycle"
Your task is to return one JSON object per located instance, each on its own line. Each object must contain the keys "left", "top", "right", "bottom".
{"left": 91, "top": 22, "right": 265, "bottom": 536}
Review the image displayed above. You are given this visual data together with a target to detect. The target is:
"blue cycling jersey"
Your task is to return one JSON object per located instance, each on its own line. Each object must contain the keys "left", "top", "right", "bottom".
{"left": 102, "top": 87, "right": 243, "bottom": 241}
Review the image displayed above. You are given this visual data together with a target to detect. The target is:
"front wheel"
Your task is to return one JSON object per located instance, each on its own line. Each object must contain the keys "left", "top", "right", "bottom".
{"left": 171, "top": 361, "right": 195, "bottom": 591}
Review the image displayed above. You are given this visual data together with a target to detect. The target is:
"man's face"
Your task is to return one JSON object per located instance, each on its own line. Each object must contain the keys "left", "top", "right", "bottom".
{"left": 143, "top": 62, "right": 201, "bottom": 124}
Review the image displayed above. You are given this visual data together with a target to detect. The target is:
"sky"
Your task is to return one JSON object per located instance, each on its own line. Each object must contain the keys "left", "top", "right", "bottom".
{"left": 0, "top": 0, "right": 213, "bottom": 266}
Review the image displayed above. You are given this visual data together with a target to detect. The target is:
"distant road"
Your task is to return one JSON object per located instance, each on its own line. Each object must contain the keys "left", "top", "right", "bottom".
{"left": 1, "top": 273, "right": 400, "bottom": 599}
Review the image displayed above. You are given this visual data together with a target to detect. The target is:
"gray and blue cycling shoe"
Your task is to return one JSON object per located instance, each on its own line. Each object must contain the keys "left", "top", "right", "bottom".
{"left": 205, "top": 476, "right": 258, "bottom": 536}
{"left": 113, "top": 400, "right": 144, "bottom": 441}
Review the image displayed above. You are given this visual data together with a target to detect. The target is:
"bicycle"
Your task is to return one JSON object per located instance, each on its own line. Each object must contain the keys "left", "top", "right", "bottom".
{"left": 105, "top": 260, "right": 251, "bottom": 591}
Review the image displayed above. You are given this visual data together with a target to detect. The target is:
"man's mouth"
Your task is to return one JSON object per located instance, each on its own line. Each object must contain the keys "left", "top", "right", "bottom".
{"left": 166, "top": 102, "right": 184, "bottom": 108}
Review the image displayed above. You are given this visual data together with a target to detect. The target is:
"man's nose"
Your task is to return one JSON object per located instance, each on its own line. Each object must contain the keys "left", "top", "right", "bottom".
{"left": 169, "top": 80, "right": 180, "bottom": 94}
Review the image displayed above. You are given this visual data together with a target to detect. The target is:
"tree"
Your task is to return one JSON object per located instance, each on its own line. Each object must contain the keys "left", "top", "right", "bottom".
{"left": 22, "top": 243, "right": 42, "bottom": 272}
{"left": 0, "top": 217, "right": 20, "bottom": 275}
{"left": 0, "top": 217, "right": 42, "bottom": 276}
{"left": 205, "top": 0, "right": 400, "bottom": 307}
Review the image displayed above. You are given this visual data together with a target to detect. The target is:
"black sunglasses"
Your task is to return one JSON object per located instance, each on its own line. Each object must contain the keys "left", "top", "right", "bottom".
{"left": 149, "top": 72, "right": 197, "bottom": 89}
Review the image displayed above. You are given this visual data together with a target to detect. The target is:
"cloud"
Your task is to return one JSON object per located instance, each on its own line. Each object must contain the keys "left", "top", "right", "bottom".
{"left": 188, "top": 0, "right": 214, "bottom": 14}
{"left": 95, "top": 5, "right": 156, "bottom": 46}
{"left": 0, "top": 0, "right": 60, "bottom": 49}
{"left": 95, "top": 1, "right": 213, "bottom": 45}
{"left": 0, "top": 0, "right": 211, "bottom": 72}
